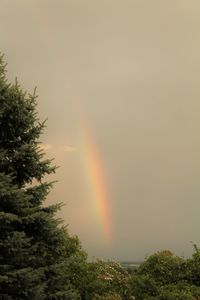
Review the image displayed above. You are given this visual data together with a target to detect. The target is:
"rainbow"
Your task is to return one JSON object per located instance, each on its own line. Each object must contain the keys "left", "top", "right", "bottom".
{"left": 80, "top": 121, "right": 112, "bottom": 244}
{"left": 25, "top": 3, "right": 113, "bottom": 244}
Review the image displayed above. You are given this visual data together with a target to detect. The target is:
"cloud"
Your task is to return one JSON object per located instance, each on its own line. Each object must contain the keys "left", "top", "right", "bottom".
{"left": 61, "top": 145, "right": 77, "bottom": 152}
{"left": 39, "top": 144, "right": 77, "bottom": 153}
{"left": 39, "top": 144, "right": 53, "bottom": 151}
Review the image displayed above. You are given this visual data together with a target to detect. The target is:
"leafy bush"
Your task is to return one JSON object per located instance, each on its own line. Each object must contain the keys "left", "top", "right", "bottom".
{"left": 137, "top": 250, "right": 186, "bottom": 284}
{"left": 92, "top": 292, "right": 122, "bottom": 300}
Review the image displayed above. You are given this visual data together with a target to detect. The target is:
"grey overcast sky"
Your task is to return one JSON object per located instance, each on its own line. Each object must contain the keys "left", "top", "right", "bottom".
{"left": 1, "top": 0, "right": 200, "bottom": 261}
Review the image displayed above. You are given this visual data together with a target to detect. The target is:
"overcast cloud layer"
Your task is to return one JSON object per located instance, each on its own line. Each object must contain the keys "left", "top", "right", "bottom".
{"left": 1, "top": 0, "right": 200, "bottom": 261}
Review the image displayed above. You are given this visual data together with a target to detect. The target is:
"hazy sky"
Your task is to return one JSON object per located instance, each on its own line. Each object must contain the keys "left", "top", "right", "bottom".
{"left": 1, "top": 0, "right": 200, "bottom": 261}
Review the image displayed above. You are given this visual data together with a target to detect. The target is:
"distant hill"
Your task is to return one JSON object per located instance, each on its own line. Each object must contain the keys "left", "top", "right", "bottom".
{"left": 120, "top": 261, "right": 143, "bottom": 269}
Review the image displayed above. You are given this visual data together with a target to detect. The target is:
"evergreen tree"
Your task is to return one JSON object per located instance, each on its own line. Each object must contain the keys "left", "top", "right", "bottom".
{"left": 0, "top": 54, "right": 85, "bottom": 299}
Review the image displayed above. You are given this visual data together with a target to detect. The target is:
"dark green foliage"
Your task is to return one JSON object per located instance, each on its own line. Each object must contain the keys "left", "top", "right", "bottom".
{"left": 0, "top": 54, "right": 85, "bottom": 299}
{"left": 137, "top": 250, "right": 186, "bottom": 284}
{"left": 92, "top": 292, "right": 122, "bottom": 299}
{"left": 130, "top": 249, "right": 200, "bottom": 300}
{"left": 186, "top": 244, "right": 200, "bottom": 286}
{"left": 78, "top": 260, "right": 133, "bottom": 300}
{"left": 130, "top": 274, "right": 158, "bottom": 300}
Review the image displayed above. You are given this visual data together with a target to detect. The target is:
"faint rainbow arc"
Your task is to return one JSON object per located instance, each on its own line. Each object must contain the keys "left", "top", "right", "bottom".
{"left": 80, "top": 122, "right": 112, "bottom": 244}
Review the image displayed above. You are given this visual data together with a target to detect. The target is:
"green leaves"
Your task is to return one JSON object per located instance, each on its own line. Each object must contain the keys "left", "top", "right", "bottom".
{"left": 0, "top": 70, "right": 56, "bottom": 187}
{"left": 129, "top": 249, "right": 200, "bottom": 300}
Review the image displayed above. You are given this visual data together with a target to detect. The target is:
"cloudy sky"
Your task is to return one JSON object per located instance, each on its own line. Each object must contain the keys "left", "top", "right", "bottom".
{"left": 1, "top": 0, "right": 200, "bottom": 261}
